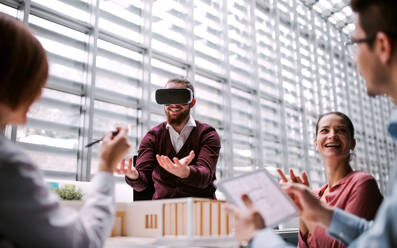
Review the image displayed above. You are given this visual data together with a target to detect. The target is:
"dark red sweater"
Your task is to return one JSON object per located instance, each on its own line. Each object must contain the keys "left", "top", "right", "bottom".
{"left": 125, "top": 120, "right": 221, "bottom": 200}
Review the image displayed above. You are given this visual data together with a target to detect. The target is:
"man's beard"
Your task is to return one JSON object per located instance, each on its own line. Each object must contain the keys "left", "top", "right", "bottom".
{"left": 166, "top": 106, "right": 190, "bottom": 126}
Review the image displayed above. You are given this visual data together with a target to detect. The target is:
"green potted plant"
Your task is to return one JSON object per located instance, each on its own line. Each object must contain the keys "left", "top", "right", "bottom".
{"left": 56, "top": 184, "right": 83, "bottom": 200}
{"left": 56, "top": 184, "right": 84, "bottom": 210}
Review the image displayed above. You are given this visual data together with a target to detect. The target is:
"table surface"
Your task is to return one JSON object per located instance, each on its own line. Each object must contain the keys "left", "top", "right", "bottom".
{"left": 105, "top": 228, "right": 299, "bottom": 248}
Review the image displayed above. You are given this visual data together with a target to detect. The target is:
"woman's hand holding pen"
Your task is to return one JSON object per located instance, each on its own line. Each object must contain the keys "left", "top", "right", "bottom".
{"left": 98, "top": 127, "right": 130, "bottom": 174}
{"left": 116, "top": 157, "right": 139, "bottom": 180}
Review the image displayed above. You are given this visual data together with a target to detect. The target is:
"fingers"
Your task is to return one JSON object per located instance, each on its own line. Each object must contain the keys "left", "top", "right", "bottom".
{"left": 277, "top": 169, "right": 288, "bottom": 182}
{"left": 282, "top": 183, "right": 310, "bottom": 204}
{"left": 158, "top": 151, "right": 195, "bottom": 170}
{"left": 108, "top": 127, "right": 130, "bottom": 154}
{"left": 124, "top": 157, "right": 135, "bottom": 173}
{"left": 302, "top": 171, "right": 310, "bottom": 186}
{"left": 156, "top": 154, "right": 174, "bottom": 171}
{"left": 109, "top": 126, "right": 131, "bottom": 157}
{"left": 127, "top": 157, "right": 133, "bottom": 171}
{"left": 101, "top": 131, "right": 113, "bottom": 144}
{"left": 156, "top": 154, "right": 164, "bottom": 167}
{"left": 278, "top": 168, "right": 302, "bottom": 184}
{"left": 102, "top": 126, "right": 126, "bottom": 143}
{"left": 123, "top": 157, "right": 138, "bottom": 180}
{"left": 282, "top": 182, "right": 330, "bottom": 224}
{"left": 116, "top": 158, "right": 134, "bottom": 174}
{"left": 281, "top": 183, "right": 304, "bottom": 211}
{"left": 115, "top": 159, "right": 126, "bottom": 174}
{"left": 113, "top": 126, "right": 128, "bottom": 139}
{"left": 278, "top": 169, "right": 304, "bottom": 185}
{"left": 289, "top": 169, "right": 298, "bottom": 182}
{"left": 241, "top": 193, "right": 254, "bottom": 209}
{"left": 252, "top": 211, "right": 266, "bottom": 229}
{"left": 173, "top": 157, "right": 182, "bottom": 167}
{"left": 178, "top": 150, "right": 195, "bottom": 166}
{"left": 115, "top": 164, "right": 122, "bottom": 174}
{"left": 226, "top": 196, "right": 266, "bottom": 230}
{"left": 186, "top": 150, "right": 195, "bottom": 163}
{"left": 156, "top": 154, "right": 165, "bottom": 167}
{"left": 162, "top": 156, "right": 174, "bottom": 168}
{"left": 129, "top": 166, "right": 138, "bottom": 178}
{"left": 282, "top": 182, "right": 304, "bottom": 193}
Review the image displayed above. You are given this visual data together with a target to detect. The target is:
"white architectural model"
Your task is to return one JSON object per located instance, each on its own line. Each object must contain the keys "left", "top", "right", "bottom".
{"left": 112, "top": 198, "right": 232, "bottom": 238}
{"left": 57, "top": 180, "right": 233, "bottom": 239}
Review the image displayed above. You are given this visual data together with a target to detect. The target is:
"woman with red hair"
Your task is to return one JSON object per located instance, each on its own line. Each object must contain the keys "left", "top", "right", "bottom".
{"left": 0, "top": 13, "right": 130, "bottom": 247}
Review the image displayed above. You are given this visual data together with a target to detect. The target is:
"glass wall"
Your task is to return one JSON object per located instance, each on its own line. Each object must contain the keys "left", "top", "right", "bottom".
{"left": 1, "top": 0, "right": 395, "bottom": 191}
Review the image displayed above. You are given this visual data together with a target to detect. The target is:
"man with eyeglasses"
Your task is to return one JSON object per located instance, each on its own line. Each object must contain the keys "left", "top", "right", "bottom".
{"left": 117, "top": 78, "right": 221, "bottom": 200}
{"left": 226, "top": 0, "right": 397, "bottom": 247}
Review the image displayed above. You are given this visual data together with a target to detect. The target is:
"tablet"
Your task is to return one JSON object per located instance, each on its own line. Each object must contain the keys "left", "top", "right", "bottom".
{"left": 217, "top": 169, "right": 298, "bottom": 227}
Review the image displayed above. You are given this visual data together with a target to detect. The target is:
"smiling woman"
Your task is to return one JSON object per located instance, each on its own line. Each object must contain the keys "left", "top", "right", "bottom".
{"left": 315, "top": 112, "right": 355, "bottom": 162}
{"left": 278, "top": 112, "right": 383, "bottom": 248}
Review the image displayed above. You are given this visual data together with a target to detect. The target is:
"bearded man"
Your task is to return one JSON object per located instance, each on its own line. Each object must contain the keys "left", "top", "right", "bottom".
{"left": 118, "top": 78, "right": 221, "bottom": 200}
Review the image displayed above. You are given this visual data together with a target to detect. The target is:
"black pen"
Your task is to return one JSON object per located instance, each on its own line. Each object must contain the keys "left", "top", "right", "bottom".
{"left": 85, "top": 130, "right": 119, "bottom": 148}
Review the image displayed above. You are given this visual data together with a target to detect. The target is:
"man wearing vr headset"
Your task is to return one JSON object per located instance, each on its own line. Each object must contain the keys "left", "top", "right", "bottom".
{"left": 118, "top": 78, "right": 221, "bottom": 200}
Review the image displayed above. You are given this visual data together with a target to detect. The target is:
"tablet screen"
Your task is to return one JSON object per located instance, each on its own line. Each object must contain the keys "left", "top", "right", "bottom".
{"left": 218, "top": 169, "right": 298, "bottom": 227}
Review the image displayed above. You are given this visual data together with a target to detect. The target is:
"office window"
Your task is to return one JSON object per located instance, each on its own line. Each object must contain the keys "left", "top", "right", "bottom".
{"left": 152, "top": 0, "right": 188, "bottom": 60}
{"left": 98, "top": 0, "right": 142, "bottom": 44}
{"left": 231, "top": 87, "right": 256, "bottom": 172}
{"left": 260, "top": 97, "right": 283, "bottom": 167}
{"left": 227, "top": 0, "right": 254, "bottom": 88}
{"left": 194, "top": 74, "right": 224, "bottom": 128}
{"left": 193, "top": 0, "right": 225, "bottom": 75}
{"left": 20, "top": 89, "right": 81, "bottom": 175}
{"left": 32, "top": 0, "right": 91, "bottom": 23}
{"left": 23, "top": 13, "right": 89, "bottom": 178}
{"left": 1, "top": 0, "right": 395, "bottom": 191}
{"left": 0, "top": 2, "right": 17, "bottom": 16}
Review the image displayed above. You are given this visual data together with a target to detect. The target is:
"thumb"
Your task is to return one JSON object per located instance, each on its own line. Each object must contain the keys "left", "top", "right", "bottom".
{"left": 131, "top": 166, "right": 138, "bottom": 174}
{"left": 184, "top": 150, "right": 195, "bottom": 165}
{"left": 188, "top": 150, "right": 195, "bottom": 161}
{"left": 252, "top": 211, "right": 265, "bottom": 229}
{"left": 302, "top": 171, "right": 309, "bottom": 186}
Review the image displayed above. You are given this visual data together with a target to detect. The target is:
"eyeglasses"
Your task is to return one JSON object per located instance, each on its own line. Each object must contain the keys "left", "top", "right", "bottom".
{"left": 345, "top": 32, "right": 397, "bottom": 56}
{"left": 345, "top": 36, "right": 376, "bottom": 46}
{"left": 345, "top": 36, "right": 376, "bottom": 56}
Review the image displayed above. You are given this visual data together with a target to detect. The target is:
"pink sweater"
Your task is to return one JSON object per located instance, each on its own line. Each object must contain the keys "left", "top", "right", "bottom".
{"left": 298, "top": 171, "right": 383, "bottom": 248}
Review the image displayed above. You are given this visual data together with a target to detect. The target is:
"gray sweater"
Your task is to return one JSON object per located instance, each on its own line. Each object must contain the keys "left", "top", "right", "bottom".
{"left": 0, "top": 133, "right": 115, "bottom": 248}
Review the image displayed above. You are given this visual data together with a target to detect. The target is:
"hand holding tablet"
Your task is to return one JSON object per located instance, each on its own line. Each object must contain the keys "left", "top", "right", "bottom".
{"left": 218, "top": 169, "right": 297, "bottom": 227}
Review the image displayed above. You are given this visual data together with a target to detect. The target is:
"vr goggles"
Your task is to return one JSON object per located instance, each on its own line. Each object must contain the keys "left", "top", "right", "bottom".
{"left": 155, "top": 88, "right": 193, "bottom": 105}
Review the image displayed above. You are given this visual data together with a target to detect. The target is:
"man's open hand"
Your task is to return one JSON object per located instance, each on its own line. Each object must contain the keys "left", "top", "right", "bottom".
{"left": 156, "top": 150, "right": 195, "bottom": 179}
